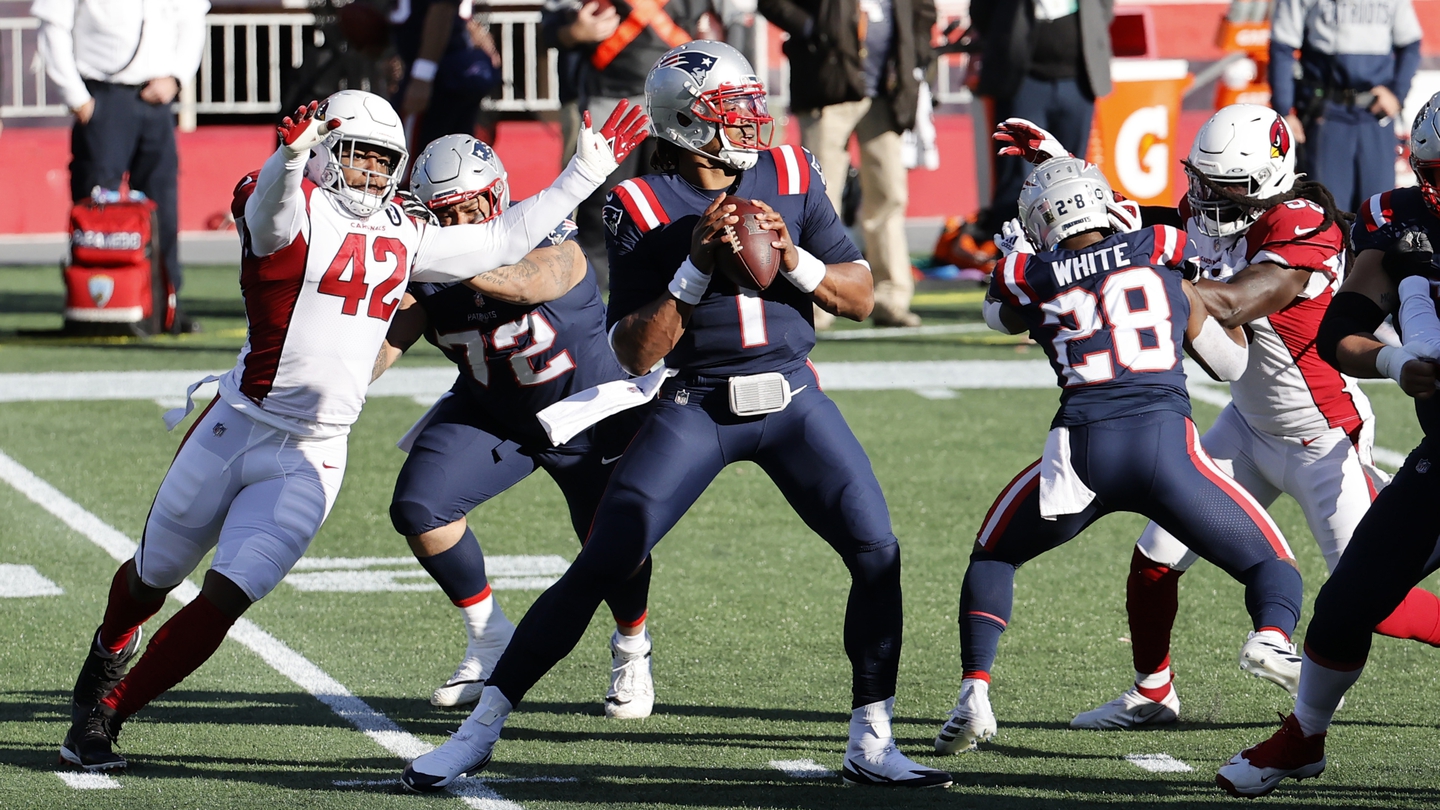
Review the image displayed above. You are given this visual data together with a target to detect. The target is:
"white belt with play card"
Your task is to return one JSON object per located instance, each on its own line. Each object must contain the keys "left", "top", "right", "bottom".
{"left": 726, "top": 371, "right": 806, "bottom": 416}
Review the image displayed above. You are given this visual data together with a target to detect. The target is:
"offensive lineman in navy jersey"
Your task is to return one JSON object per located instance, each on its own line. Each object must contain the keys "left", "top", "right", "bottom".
{"left": 933, "top": 157, "right": 1307, "bottom": 755}
{"left": 378, "top": 134, "right": 656, "bottom": 718}
{"left": 402, "top": 41, "right": 953, "bottom": 791}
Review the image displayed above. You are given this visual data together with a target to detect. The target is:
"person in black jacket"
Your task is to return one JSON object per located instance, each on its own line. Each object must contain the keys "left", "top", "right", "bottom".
{"left": 975, "top": 0, "right": 1113, "bottom": 237}
{"left": 760, "top": 0, "right": 936, "bottom": 327}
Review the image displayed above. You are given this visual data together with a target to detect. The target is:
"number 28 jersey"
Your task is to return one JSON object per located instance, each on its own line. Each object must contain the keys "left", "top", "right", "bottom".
{"left": 989, "top": 225, "right": 1193, "bottom": 427}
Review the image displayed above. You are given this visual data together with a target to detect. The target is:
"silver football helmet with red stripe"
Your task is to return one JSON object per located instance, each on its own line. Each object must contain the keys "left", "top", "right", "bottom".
{"left": 1185, "top": 104, "right": 1296, "bottom": 237}
{"left": 1411, "top": 92, "right": 1440, "bottom": 215}
{"left": 1018, "top": 157, "right": 1114, "bottom": 250}
{"left": 410, "top": 134, "right": 510, "bottom": 222}
{"left": 304, "top": 89, "right": 409, "bottom": 218}
{"left": 645, "top": 40, "right": 774, "bottom": 171}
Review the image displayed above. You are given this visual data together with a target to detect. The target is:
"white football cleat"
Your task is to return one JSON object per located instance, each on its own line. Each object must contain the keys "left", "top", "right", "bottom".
{"left": 842, "top": 741, "right": 953, "bottom": 788}
{"left": 604, "top": 630, "right": 654, "bottom": 719}
{"left": 403, "top": 686, "right": 511, "bottom": 793}
{"left": 431, "top": 599, "right": 516, "bottom": 707}
{"left": 1239, "top": 630, "right": 1302, "bottom": 695}
{"left": 1070, "top": 685, "right": 1180, "bottom": 730}
{"left": 1216, "top": 713, "right": 1326, "bottom": 798}
{"left": 934, "top": 679, "right": 996, "bottom": 754}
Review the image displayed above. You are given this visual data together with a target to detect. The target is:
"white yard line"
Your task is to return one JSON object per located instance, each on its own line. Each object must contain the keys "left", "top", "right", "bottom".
{"left": 0, "top": 564, "right": 63, "bottom": 597}
{"left": 768, "top": 759, "right": 834, "bottom": 779}
{"left": 817, "top": 323, "right": 993, "bottom": 340}
{"left": 0, "top": 449, "right": 518, "bottom": 809}
{"left": 53, "top": 771, "right": 122, "bottom": 789}
{"left": 1123, "top": 753, "right": 1194, "bottom": 773}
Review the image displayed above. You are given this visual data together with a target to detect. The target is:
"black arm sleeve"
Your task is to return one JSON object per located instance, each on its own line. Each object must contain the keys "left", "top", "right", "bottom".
{"left": 1317, "top": 291, "right": 1387, "bottom": 371}
{"left": 1139, "top": 205, "right": 1184, "bottom": 229}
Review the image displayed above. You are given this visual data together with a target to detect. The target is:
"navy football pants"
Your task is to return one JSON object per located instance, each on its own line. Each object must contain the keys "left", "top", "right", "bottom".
{"left": 389, "top": 390, "right": 650, "bottom": 624}
{"left": 961, "top": 410, "right": 1303, "bottom": 677}
{"left": 488, "top": 365, "right": 905, "bottom": 708}
{"left": 1307, "top": 437, "right": 1440, "bottom": 667}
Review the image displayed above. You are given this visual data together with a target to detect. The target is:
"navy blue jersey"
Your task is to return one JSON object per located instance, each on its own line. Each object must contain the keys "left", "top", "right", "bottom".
{"left": 1354, "top": 187, "right": 1440, "bottom": 438}
{"left": 990, "top": 225, "right": 1194, "bottom": 427}
{"left": 604, "top": 145, "right": 864, "bottom": 377}
{"left": 407, "top": 221, "right": 628, "bottom": 448}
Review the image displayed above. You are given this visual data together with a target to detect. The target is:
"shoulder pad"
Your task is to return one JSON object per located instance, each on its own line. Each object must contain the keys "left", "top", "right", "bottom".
{"left": 768, "top": 144, "right": 812, "bottom": 195}
{"left": 610, "top": 178, "right": 670, "bottom": 234}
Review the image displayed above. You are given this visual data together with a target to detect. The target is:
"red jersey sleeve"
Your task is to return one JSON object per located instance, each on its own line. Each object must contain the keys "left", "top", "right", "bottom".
{"left": 231, "top": 171, "right": 262, "bottom": 221}
{"left": 1243, "top": 199, "right": 1345, "bottom": 280}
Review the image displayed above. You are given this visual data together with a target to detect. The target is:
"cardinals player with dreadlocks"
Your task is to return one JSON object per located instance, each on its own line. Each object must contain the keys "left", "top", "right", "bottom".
{"left": 993, "top": 106, "right": 1440, "bottom": 734}
{"left": 1217, "top": 90, "right": 1440, "bottom": 798}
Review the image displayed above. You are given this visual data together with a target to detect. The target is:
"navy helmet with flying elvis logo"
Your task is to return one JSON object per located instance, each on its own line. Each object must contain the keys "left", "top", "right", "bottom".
{"left": 645, "top": 40, "right": 774, "bottom": 171}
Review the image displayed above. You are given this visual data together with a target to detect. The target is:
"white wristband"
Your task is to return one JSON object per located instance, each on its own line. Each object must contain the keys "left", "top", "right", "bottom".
{"left": 411, "top": 58, "right": 438, "bottom": 82}
{"left": 668, "top": 258, "right": 711, "bottom": 306}
{"left": 1375, "top": 345, "right": 1415, "bottom": 383}
{"left": 783, "top": 246, "right": 827, "bottom": 293}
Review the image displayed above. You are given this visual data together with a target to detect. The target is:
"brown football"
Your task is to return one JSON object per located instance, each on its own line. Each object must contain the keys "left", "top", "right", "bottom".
{"left": 713, "top": 195, "right": 782, "bottom": 291}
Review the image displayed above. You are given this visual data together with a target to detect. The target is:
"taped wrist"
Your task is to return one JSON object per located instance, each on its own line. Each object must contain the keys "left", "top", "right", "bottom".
{"left": 983, "top": 299, "right": 1024, "bottom": 334}
{"left": 1191, "top": 317, "right": 1249, "bottom": 381}
{"left": 1317, "top": 291, "right": 1387, "bottom": 370}
{"left": 668, "top": 258, "right": 710, "bottom": 306}
{"left": 1375, "top": 345, "right": 1415, "bottom": 383}
{"left": 783, "top": 247, "right": 827, "bottom": 293}
{"left": 410, "top": 58, "right": 438, "bottom": 82}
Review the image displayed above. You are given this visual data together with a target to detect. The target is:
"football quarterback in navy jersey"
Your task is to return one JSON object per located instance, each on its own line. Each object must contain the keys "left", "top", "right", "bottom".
{"left": 377, "top": 134, "right": 656, "bottom": 718}
{"left": 1218, "top": 94, "right": 1440, "bottom": 798}
{"left": 402, "top": 41, "right": 953, "bottom": 791}
{"left": 932, "top": 157, "right": 1306, "bottom": 756}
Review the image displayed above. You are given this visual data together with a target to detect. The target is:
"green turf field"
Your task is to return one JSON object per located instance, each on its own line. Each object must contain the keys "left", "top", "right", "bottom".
{"left": 2, "top": 266, "right": 1438, "bottom": 809}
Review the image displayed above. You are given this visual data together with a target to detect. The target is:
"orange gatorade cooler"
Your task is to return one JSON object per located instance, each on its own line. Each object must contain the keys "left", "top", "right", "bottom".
{"left": 1087, "top": 59, "right": 1191, "bottom": 206}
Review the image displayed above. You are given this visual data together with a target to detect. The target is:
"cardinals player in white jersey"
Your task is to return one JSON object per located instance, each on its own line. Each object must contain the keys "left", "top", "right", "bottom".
{"left": 57, "top": 88, "right": 649, "bottom": 771}
{"left": 993, "top": 107, "right": 1440, "bottom": 733}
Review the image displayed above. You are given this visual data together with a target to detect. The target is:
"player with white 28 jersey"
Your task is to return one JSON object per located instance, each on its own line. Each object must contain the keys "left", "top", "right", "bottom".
{"left": 57, "top": 88, "right": 650, "bottom": 771}
{"left": 994, "top": 106, "right": 1440, "bottom": 734}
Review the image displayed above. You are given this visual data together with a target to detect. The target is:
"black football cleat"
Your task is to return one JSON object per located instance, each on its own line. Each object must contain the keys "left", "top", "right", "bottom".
{"left": 59, "top": 703, "right": 126, "bottom": 771}
{"left": 72, "top": 626, "right": 143, "bottom": 711}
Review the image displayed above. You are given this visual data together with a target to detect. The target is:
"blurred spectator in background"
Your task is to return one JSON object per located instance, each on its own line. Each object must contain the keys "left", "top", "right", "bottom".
{"left": 543, "top": 0, "right": 712, "bottom": 286}
{"left": 975, "top": 0, "right": 1112, "bottom": 239}
{"left": 1270, "top": 0, "right": 1421, "bottom": 213}
{"left": 33, "top": 0, "right": 208, "bottom": 333}
{"left": 392, "top": 0, "right": 503, "bottom": 154}
{"left": 761, "top": 0, "right": 935, "bottom": 328}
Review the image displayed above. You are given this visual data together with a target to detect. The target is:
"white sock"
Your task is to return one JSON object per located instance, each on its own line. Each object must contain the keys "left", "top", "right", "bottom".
{"left": 470, "top": 684, "right": 513, "bottom": 726}
{"left": 961, "top": 677, "right": 990, "bottom": 702}
{"left": 1293, "top": 651, "right": 1364, "bottom": 736}
{"left": 1135, "top": 666, "right": 1173, "bottom": 691}
{"left": 848, "top": 696, "right": 895, "bottom": 758}
{"left": 612, "top": 626, "right": 650, "bottom": 657}
{"left": 460, "top": 594, "right": 512, "bottom": 647}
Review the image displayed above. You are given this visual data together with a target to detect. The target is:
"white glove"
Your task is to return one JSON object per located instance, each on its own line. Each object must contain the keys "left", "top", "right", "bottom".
{"left": 571, "top": 100, "right": 651, "bottom": 184}
{"left": 276, "top": 101, "right": 339, "bottom": 160}
{"left": 994, "top": 219, "right": 1035, "bottom": 257}
{"left": 1107, "top": 197, "right": 1143, "bottom": 233}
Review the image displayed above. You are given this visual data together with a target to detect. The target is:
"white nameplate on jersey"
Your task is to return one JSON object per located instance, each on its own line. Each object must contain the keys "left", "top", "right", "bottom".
{"left": 728, "top": 372, "right": 804, "bottom": 417}
{"left": 536, "top": 366, "right": 679, "bottom": 447}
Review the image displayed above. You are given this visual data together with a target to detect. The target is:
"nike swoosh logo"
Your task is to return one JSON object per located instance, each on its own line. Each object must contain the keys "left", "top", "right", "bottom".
{"left": 322, "top": 462, "right": 339, "bottom": 469}
{"left": 1301, "top": 437, "right": 1319, "bottom": 446}
{"left": 600, "top": 455, "right": 623, "bottom": 465}
{"left": 1296, "top": 225, "right": 1315, "bottom": 235}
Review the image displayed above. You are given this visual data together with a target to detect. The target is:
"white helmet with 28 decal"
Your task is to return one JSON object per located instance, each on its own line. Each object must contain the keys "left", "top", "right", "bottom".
{"left": 1410, "top": 91, "right": 1440, "bottom": 215}
{"left": 644, "top": 40, "right": 775, "bottom": 171}
{"left": 1018, "top": 157, "right": 1115, "bottom": 251}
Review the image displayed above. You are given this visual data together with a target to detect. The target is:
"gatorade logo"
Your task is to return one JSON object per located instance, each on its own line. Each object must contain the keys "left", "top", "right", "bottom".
{"left": 1114, "top": 105, "right": 1169, "bottom": 201}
